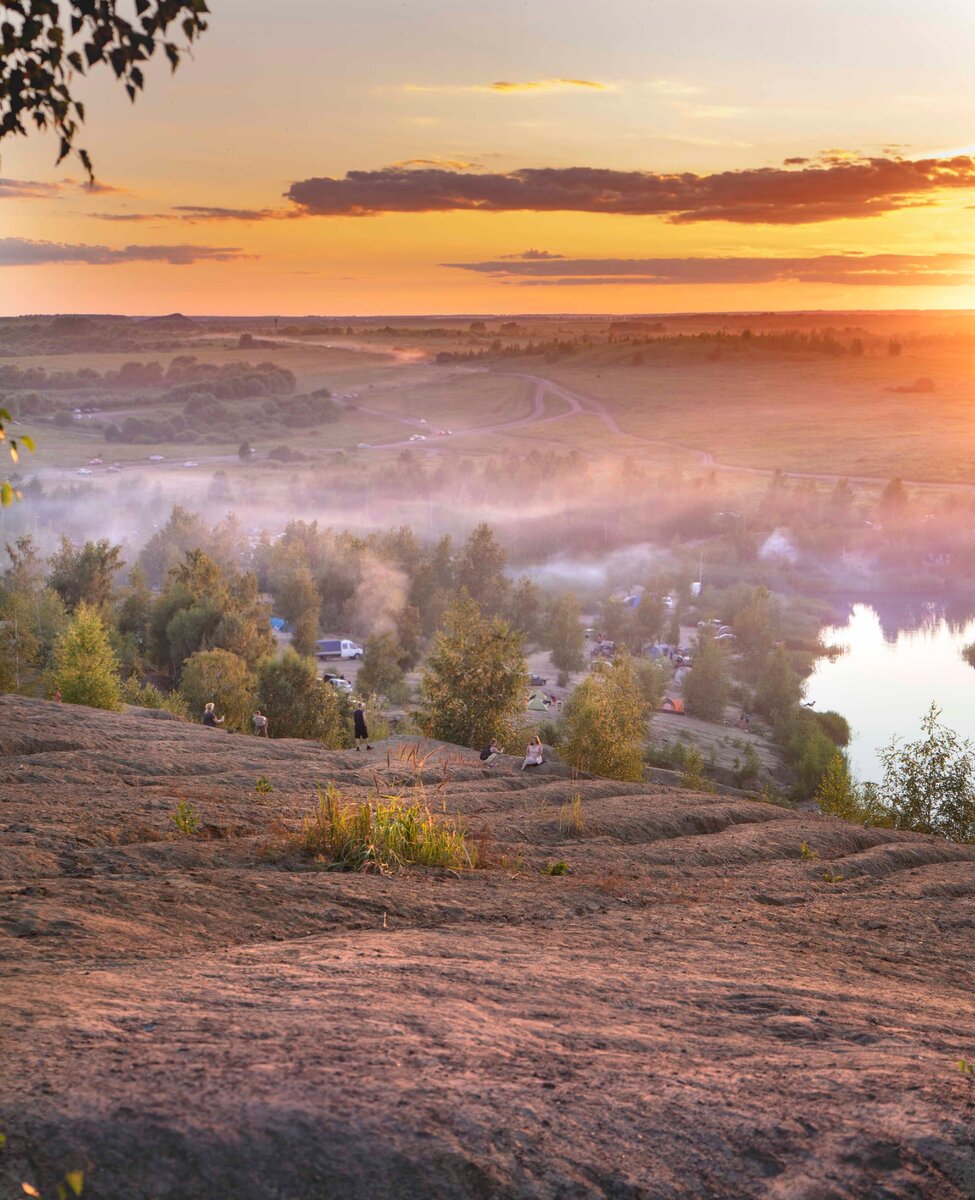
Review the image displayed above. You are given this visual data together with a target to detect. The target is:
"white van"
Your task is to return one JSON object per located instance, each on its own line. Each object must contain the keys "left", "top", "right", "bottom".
{"left": 316, "top": 638, "right": 364, "bottom": 661}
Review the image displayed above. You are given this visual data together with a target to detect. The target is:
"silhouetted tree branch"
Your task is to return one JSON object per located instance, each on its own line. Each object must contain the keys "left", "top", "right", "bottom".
{"left": 0, "top": 0, "right": 210, "bottom": 178}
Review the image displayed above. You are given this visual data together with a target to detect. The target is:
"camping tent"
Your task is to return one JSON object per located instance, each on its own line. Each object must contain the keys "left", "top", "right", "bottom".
{"left": 660, "top": 697, "right": 685, "bottom": 714}
{"left": 526, "top": 690, "right": 551, "bottom": 712}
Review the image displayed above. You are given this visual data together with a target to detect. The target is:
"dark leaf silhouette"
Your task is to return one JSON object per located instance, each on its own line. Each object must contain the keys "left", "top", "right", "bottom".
{"left": 0, "top": 1, "right": 209, "bottom": 178}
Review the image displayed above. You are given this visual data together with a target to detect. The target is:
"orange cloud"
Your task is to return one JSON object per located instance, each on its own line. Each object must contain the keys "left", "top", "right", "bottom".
{"left": 286, "top": 155, "right": 975, "bottom": 224}
{"left": 390, "top": 157, "right": 482, "bottom": 171}
{"left": 172, "top": 206, "right": 293, "bottom": 222}
{"left": 445, "top": 253, "right": 975, "bottom": 286}
{"left": 499, "top": 248, "right": 564, "bottom": 260}
{"left": 403, "top": 78, "right": 609, "bottom": 95}
{"left": 87, "top": 206, "right": 291, "bottom": 223}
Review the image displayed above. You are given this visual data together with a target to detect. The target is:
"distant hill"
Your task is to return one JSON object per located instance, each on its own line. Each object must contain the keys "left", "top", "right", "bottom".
{"left": 138, "top": 312, "right": 199, "bottom": 329}
{"left": 2, "top": 693, "right": 973, "bottom": 1199}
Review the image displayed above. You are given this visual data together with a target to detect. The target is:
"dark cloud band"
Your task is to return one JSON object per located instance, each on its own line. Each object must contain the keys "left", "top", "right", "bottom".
{"left": 286, "top": 156, "right": 975, "bottom": 224}
{"left": 0, "top": 238, "right": 248, "bottom": 266}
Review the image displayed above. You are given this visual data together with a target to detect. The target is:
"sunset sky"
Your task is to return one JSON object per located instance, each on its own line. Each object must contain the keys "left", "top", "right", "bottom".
{"left": 2, "top": 0, "right": 975, "bottom": 315}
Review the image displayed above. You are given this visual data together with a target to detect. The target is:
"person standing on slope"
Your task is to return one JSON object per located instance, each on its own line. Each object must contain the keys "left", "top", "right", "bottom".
{"left": 353, "top": 701, "right": 372, "bottom": 751}
{"left": 202, "top": 702, "right": 225, "bottom": 729}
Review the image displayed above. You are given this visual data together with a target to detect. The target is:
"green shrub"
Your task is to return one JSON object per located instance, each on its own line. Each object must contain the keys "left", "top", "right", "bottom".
{"left": 257, "top": 650, "right": 345, "bottom": 745}
{"left": 682, "top": 630, "right": 730, "bottom": 721}
{"left": 561, "top": 656, "right": 647, "bottom": 781}
{"left": 775, "top": 707, "right": 838, "bottom": 799}
{"left": 121, "top": 675, "right": 167, "bottom": 707}
{"left": 180, "top": 648, "right": 256, "bottom": 731}
{"left": 878, "top": 704, "right": 975, "bottom": 842}
{"left": 735, "top": 742, "right": 762, "bottom": 787}
{"left": 537, "top": 718, "right": 563, "bottom": 747}
{"left": 417, "top": 593, "right": 526, "bottom": 748}
{"left": 815, "top": 752, "right": 889, "bottom": 825}
{"left": 679, "top": 745, "right": 715, "bottom": 792}
{"left": 814, "top": 709, "right": 851, "bottom": 746}
{"left": 644, "top": 739, "right": 686, "bottom": 770}
{"left": 52, "top": 602, "right": 122, "bottom": 710}
{"left": 301, "top": 785, "right": 477, "bottom": 872}
{"left": 172, "top": 800, "right": 199, "bottom": 835}
{"left": 633, "top": 658, "right": 669, "bottom": 710}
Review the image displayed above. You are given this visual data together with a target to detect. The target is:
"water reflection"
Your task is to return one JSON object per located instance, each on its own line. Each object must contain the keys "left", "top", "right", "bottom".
{"left": 867, "top": 597, "right": 975, "bottom": 642}
{"left": 808, "top": 603, "right": 975, "bottom": 783}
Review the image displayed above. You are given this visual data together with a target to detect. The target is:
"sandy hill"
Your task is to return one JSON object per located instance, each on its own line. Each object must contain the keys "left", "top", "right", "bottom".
{"left": 2, "top": 695, "right": 974, "bottom": 1199}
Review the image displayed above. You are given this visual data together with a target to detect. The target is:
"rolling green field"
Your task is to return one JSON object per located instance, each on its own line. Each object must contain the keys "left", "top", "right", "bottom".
{"left": 7, "top": 314, "right": 975, "bottom": 491}
{"left": 543, "top": 345, "right": 975, "bottom": 483}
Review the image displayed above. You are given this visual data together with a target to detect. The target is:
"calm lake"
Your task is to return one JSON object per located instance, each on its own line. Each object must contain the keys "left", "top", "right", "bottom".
{"left": 806, "top": 602, "right": 975, "bottom": 783}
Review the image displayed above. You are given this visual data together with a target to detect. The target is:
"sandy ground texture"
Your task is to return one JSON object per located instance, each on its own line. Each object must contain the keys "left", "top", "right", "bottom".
{"left": 2, "top": 695, "right": 975, "bottom": 1200}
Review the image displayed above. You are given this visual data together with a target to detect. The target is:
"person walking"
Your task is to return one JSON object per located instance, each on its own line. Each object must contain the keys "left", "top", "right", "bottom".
{"left": 353, "top": 701, "right": 372, "bottom": 750}
{"left": 521, "top": 734, "right": 544, "bottom": 770}
{"left": 253, "top": 709, "right": 269, "bottom": 737}
{"left": 202, "top": 702, "right": 224, "bottom": 729}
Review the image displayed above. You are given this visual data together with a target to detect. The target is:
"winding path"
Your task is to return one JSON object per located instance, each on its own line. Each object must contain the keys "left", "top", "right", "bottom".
{"left": 24, "top": 351, "right": 975, "bottom": 494}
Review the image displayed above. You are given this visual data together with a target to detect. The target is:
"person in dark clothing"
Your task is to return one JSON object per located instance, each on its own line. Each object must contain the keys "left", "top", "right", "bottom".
{"left": 202, "top": 702, "right": 224, "bottom": 728}
{"left": 353, "top": 702, "right": 372, "bottom": 750}
{"left": 479, "top": 738, "right": 502, "bottom": 769}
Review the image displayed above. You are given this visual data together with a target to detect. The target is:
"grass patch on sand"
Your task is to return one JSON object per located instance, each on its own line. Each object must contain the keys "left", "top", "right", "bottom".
{"left": 300, "top": 783, "right": 477, "bottom": 873}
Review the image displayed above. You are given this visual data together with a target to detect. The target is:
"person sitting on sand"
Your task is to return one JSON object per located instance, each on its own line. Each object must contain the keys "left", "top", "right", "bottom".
{"left": 479, "top": 737, "right": 502, "bottom": 768}
{"left": 202, "top": 702, "right": 225, "bottom": 729}
{"left": 521, "top": 734, "right": 544, "bottom": 770}
{"left": 253, "top": 709, "right": 269, "bottom": 737}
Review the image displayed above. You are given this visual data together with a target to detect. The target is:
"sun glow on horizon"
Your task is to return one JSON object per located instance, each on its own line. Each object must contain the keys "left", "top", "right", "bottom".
{"left": 1, "top": 0, "right": 973, "bottom": 316}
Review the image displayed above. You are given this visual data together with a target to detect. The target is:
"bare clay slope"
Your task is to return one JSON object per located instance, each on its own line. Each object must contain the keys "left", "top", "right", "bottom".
{"left": 2, "top": 695, "right": 975, "bottom": 1200}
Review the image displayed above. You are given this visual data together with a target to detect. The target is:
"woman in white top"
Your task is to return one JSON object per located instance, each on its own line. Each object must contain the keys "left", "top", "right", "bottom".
{"left": 521, "top": 734, "right": 544, "bottom": 770}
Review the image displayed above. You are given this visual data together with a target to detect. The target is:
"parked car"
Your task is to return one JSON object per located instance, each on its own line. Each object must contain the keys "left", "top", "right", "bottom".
{"left": 76, "top": 468, "right": 92, "bottom": 476}
{"left": 183, "top": 461, "right": 199, "bottom": 468}
{"left": 529, "top": 673, "right": 548, "bottom": 687}
{"left": 324, "top": 675, "right": 353, "bottom": 694}
{"left": 148, "top": 454, "right": 165, "bottom": 462}
{"left": 89, "top": 457, "right": 103, "bottom": 465}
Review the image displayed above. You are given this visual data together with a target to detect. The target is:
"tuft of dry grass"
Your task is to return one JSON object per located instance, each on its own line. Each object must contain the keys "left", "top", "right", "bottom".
{"left": 558, "top": 791, "right": 585, "bottom": 837}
